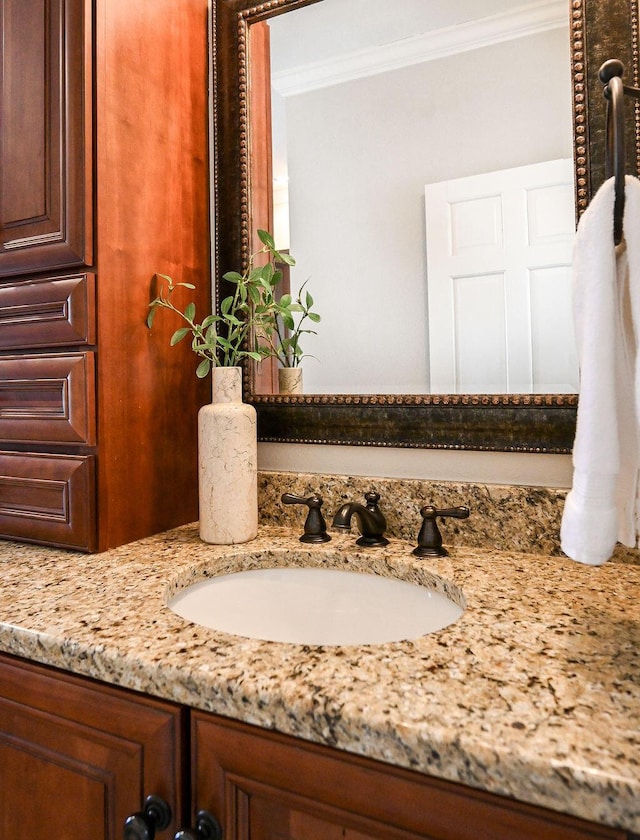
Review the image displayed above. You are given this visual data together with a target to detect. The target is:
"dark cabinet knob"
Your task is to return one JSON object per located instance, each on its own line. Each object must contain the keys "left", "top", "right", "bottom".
{"left": 173, "top": 810, "right": 223, "bottom": 840}
{"left": 413, "top": 505, "right": 470, "bottom": 557}
{"left": 281, "top": 492, "right": 331, "bottom": 542}
{"left": 124, "top": 794, "right": 172, "bottom": 840}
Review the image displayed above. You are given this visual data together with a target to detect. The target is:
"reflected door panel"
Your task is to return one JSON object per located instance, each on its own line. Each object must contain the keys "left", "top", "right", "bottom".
{"left": 425, "top": 158, "right": 577, "bottom": 394}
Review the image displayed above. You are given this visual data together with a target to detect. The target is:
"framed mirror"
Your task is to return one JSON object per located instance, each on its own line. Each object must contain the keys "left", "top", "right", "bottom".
{"left": 212, "top": 0, "right": 639, "bottom": 452}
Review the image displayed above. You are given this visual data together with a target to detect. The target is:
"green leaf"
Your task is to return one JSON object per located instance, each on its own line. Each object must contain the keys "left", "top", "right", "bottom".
{"left": 279, "top": 294, "right": 293, "bottom": 308}
{"left": 308, "top": 312, "right": 321, "bottom": 323}
{"left": 196, "top": 358, "right": 211, "bottom": 378}
{"left": 257, "top": 229, "right": 275, "bottom": 248}
{"left": 176, "top": 282, "right": 196, "bottom": 290}
{"left": 146, "top": 307, "right": 157, "bottom": 329}
{"left": 222, "top": 271, "right": 244, "bottom": 283}
{"left": 184, "top": 302, "right": 196, "bottom": 321}
{"left": 259, "top": 263, "right": 274, "bottom": 282}
{"left": 221, "top": 296, "right": 233, "bottom": 315}
{"left": 305, "top": 291, "right": 314, "bottom": 308}
{"left": 170, "top": 327, "right": 191, "bottom": 345}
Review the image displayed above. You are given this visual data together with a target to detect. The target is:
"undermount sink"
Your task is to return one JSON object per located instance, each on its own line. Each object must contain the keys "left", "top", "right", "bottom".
{"left": 168, "top": 564, "right": 464, "bottom": 645}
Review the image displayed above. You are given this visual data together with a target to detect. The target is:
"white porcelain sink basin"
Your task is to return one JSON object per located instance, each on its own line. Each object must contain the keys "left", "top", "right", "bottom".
{"left": 168, "top": 566, "right": 463, "bottom": 645}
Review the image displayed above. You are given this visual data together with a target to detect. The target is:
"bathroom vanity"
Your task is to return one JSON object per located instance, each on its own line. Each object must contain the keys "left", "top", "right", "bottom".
{"left": 0, "top": 525, "right": 638, "bottom": 839}
{"left": 0, "top": 654, "right": 628, "bottom": 840}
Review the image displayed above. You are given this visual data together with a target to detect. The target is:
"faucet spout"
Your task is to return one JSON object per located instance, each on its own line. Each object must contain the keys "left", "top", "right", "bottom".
{"left": 332, "top": 492, "right": 389, "bottom": 547}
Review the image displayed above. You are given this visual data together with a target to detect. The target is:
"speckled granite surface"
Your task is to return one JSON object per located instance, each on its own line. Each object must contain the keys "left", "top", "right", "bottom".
{"left": 259, "top": 470, "right": 640, "bottom": 564}
{"left": 0, "top": 524, "right": 638, "bottom": 832}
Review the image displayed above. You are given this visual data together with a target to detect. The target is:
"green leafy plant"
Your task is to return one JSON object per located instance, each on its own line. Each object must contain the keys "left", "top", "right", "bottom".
{"left": 146, "top": 230, "right": 302, "bottom": 378}
{"left": 256, "top": 277, "right": 320, "bottom": 367}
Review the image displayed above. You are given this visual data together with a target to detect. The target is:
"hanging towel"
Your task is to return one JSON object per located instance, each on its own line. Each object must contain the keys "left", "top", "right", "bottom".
{"left": 561, "top": 175, "right": 640, "bottom": 565}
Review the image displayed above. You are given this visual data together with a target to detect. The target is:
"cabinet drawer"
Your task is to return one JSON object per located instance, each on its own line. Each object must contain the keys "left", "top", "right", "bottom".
{"left": 0, "top": 451, "right": 95, "bottom": 550}
{"left": 0, "top": 353, "right": 96, "bottom": 445}
{"left": 0, "top": 273, "right": 96, "bottom": 349}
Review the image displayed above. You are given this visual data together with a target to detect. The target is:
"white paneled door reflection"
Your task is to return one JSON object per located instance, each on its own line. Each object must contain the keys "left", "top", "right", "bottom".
{"left": 425, "top": 158, "right": 578, "bottom": 394}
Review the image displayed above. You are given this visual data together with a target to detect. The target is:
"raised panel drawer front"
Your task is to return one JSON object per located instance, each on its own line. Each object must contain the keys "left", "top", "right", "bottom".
{"left": 0, "top": 0, "right": 92, "bottom": 276}
{"left": 0, "top": 353, "right": 96, "bottom": 445}
{"left": 0, "top": 273, "right": 96, "bottom": 349}
{"left": 0, "top": 451, "right": 95, "bottom": 550}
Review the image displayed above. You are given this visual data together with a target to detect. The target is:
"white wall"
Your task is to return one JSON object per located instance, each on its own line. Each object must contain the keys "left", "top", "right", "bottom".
{"left": 258, "top": 444, "right": 573, "bottom": 488}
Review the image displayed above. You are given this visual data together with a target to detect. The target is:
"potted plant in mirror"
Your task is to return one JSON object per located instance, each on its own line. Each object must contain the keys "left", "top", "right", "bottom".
{"left": 146, "top": 230, "right": 295, "bottom": 545}
{"left": 253, "top": 231, "right": 321, "bottom": 395}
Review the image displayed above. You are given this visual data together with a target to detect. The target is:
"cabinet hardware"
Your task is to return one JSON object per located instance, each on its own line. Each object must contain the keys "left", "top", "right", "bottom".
{"left": 173, "top": 810, "right": 222, "bottom": 840}
{"left": 123, "top": 794, "right": 172, "bottom": 840}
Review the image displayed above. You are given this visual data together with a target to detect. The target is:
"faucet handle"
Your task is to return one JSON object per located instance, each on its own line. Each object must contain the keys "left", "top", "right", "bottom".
{"left": 413, "top": 505, "right": 470, "bottom": 557}
{"left": 281, "top": 493, "right": 332, "bottom": 543}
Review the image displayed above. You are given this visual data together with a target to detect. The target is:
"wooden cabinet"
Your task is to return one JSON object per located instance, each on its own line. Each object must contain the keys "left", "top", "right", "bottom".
{"left": 0, "top": 273, "right": 96, "bottom": 350}
{"left": 0, "top": 654, "right": 185, "bottom": 839}
{"left": 0, "top": 652, "right": 631, "bottom": 840}
{"left": 0, "top": 0, "right": 211, "bottom": 551}
{"left": 0, "top": 451, "right": 95, "bottom": 548}
{"left": 191, "top": 713, "right": 629, "bottom": 840}
{"left": 0, "top": 0, "right": 92, "bottom": 276}
{"left": 0, "top": 352, "right": 96, "bottom": 444}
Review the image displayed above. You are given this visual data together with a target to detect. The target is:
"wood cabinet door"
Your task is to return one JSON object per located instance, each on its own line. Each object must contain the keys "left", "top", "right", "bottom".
{"left": 0, "top": 0, "right": 92, "bottom": 276}
{"left": 191, "top": 713, "right": 627, "bottom": 840}
{"left": 0, "top": 654, "right": 185, "bottom": 840}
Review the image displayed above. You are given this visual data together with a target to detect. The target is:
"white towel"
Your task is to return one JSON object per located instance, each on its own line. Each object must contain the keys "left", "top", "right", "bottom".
{"left": 561, "top": 175, "right": 640, "bottom": 565}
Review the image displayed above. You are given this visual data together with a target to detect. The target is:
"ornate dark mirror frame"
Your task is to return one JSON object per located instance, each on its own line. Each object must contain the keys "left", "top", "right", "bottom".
{"left": 212, "top": 0, "right": 639, "bottom": 453}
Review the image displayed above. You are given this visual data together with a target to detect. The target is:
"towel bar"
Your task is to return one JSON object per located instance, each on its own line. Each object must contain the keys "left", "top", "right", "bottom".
{"left": 599, "top": 59, "right": 640, "bottom": 245}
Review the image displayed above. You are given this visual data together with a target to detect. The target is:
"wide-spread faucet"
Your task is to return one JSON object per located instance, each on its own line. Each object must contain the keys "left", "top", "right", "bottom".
{"left": 332, "top": 491, "right": 389, "bottom": 547}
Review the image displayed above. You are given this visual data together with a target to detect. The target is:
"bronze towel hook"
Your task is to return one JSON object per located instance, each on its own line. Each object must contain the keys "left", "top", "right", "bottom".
{"left": 599, "top": 59, "right": 640, "bottom": 245}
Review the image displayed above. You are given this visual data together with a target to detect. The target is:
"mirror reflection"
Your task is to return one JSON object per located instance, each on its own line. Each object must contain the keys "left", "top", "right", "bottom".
{"left": 252, "top": 0, "right": 577, "bottom": 395}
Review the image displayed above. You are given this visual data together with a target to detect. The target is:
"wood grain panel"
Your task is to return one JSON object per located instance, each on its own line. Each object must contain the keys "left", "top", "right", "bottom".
{"left": 192, "top": 713, "right": 627, "bottom": 840}
{"left": 0, "top": 353, "right": 95, "bottom": 444}
{"left": 0, "top": 450, "right": 95, "bottom": 549}
{"left": 0, "top": 654, "right": 185, "bottom": 839}
{"left": 0, "top": 273, "right": 96, "bottom": 349}
{"left": 94, "top": 0, "right": 210, "bottom": 549}
{"left": 248, "top": 20, "right": 280, "bottom": 395}
{"left": 0, "top": 0, "right": 92, "bottom": 276}
{"left": 0, "top": 0, "right": 210, "bottom": 551}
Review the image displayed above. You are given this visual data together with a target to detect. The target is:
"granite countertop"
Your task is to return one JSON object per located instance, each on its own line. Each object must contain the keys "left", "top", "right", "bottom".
{"left": 0, "top": 524, "right": 638, "bottom": 832}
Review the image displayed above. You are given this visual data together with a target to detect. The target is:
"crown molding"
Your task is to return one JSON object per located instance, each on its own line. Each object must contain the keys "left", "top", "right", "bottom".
{"left": 272, "top": 0, "right": 566, "bottom": 97}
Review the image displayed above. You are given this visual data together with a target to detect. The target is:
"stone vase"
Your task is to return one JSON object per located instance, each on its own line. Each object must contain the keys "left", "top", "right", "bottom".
{"left": 278, "top": 367, "right": 303, "bottom": 394}
{"left": 198, "top": 366, "right": 257, "bottom": 544}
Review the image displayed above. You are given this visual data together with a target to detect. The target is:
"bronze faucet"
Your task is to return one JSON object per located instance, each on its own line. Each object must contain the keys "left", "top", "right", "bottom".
{"left": 332, "top": 492, "right": 389, "bottom": 547}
